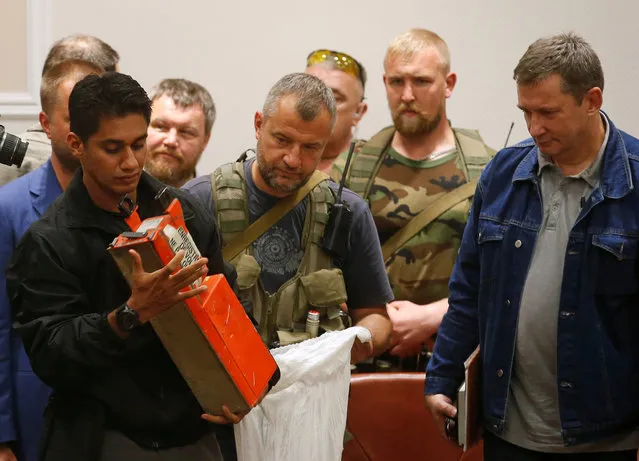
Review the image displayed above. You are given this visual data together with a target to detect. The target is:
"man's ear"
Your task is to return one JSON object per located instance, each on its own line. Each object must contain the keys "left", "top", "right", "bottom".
{"left": 254, "top": 112, "right": 264, "bottom": 141}
{"left": 67, "top": 132, "right": 84, "bottom": 162}
{"left": 444, "top": 72, "right": 457, "bottom": 98}
{"left": 353, "top": 101, "right": 368, "bottom": 123}
{"left": 201, "top": 132, "right": 211, "bottom": 151}
{"left": 39, "top": 111, "right": 52, "bottom": 140}
{"left": 583, "top": 87, "right": 603, "bottom": 115}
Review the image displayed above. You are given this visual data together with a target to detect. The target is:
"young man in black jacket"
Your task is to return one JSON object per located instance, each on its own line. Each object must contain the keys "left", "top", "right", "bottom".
{"left": 6, "top": 72, "right": 246, "bottom": 461}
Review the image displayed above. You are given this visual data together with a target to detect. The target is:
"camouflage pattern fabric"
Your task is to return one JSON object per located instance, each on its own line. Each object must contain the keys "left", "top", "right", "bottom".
{"left": 331, "top": 127, "right": 494, "bottom": 305}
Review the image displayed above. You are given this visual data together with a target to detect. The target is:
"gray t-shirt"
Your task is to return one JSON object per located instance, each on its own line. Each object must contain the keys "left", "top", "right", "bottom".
{"left": 503, "top": 115, "right": 639, "bottom": 452}
{"left": 183, "top": 158, "right": 394, "bottom": 310}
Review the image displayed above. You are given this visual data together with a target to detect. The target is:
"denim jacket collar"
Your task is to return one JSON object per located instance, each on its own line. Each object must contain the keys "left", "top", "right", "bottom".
{"left": 511, "top": 112, "right": 633, "bottom": 200}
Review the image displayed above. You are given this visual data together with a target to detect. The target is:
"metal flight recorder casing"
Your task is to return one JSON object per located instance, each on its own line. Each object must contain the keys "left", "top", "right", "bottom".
{"left": 108, "top": 198, "right": 279, "bottom": 415}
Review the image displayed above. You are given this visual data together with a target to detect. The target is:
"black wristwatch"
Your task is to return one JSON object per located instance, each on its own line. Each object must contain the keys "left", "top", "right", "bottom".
{"left": 115, "top": 303, "right": 141, "bottom": 332}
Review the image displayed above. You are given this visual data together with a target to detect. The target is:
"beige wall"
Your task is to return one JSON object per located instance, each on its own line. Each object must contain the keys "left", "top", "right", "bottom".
{"left": 2, "top": 0, "right": 639, "bottom": 173}
{"left": 0, "top": 0, "right": 27, "bottom": 93}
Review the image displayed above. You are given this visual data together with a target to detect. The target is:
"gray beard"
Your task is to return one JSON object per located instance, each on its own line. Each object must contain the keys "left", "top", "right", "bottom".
{"left": 256, "top": 149, "right": 309, "bottom": 194}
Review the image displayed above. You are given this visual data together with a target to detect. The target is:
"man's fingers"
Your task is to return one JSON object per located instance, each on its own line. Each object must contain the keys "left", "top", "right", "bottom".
{"left": 181, "top": 266, "right": 208, "bottom": 288}
{"left": 435, "top": 398, "right": 457, "bottom": 418}
{"left": 425, "top": 394, "right": 458, "bottom": 441}
{"left": 170, "top": 262, "right": 208, "bottom": 288}
{"left": 222, "top": 405, "right": 245, "bottom": 424}
{"left": 128, "top": 249, "right": 144, "bottom": 274}
{"left": 350, "top": 339, "right": 374, "bottom": 364}
{"left": 201, "top": 406, "right": 245, "bottom": 425}
{"left": 425, "top": 394, "right": 456, "bottom": 417}
{"left": 201, "top": 413, "right": 231, "bottom": 425}
{"left": 177, "top": 284, "right": 208, "bottom": 301}
{"left": 162, "top": 250, "right": 186, "bottom": 275}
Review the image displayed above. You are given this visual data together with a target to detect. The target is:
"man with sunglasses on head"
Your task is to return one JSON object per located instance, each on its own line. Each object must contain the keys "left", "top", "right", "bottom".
{"left": 305, "top": 49, "right": 368, "bottom": 173}
{"left": 331, "top": 28, "right": 496, "bottom": 369}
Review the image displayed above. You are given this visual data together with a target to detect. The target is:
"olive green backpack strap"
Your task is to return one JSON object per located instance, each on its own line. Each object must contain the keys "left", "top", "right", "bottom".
{"left": 453, "top": 128, "right": 496, "bottom": 181}
{"left": 306, "top": 180, "right": 334, "bottom": 268}
{"left": 211, "top": 163, "right": 249, "bottom": 246}
{"left": 345, "top": 126, "right": 395, "bottom": 198}
{"left": 381, "top": 180, "right": 478, "bottom": 262}
{"left": 222, "top": 170, "right": 330, "bottom": 261}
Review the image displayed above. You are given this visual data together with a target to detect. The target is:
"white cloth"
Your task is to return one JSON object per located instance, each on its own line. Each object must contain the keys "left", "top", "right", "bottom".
{"left": 235, "top": 327, "right": 371, "bottom": 461}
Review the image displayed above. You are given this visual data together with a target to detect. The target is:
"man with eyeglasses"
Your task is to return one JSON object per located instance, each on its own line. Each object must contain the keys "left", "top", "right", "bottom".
{"left": 305, "top": 49, "right": 368, "bottom": 173}
{"left": 331, "top": 28, "right": 495, "bottom": 369}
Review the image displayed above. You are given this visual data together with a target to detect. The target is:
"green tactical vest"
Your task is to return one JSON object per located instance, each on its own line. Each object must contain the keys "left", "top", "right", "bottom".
{"left": 337, "top": 126, "right": 495, "bottom": 304}
{"left": 211, "top": 162, "right": 348, "bottom": 347}
{"left": 343, "top": 126, "right": 495, "bottom": 198}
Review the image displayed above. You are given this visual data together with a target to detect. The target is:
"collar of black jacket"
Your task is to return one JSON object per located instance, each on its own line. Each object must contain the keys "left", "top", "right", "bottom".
{"left": 63, "top": 169, "right": 195, "bottom": 232}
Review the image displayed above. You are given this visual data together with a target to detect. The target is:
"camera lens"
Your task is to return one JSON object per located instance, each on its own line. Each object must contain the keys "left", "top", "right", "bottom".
{"left": 0, "top": 125, "right": 28, "bottom": 168}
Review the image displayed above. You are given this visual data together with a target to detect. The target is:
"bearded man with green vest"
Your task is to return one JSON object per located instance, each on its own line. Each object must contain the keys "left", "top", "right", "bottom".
{"left": 184, "top": 73, "right": 393, "bottom": 367}
{"left": 331, "top": 28, "right": 495, "bottom": 360}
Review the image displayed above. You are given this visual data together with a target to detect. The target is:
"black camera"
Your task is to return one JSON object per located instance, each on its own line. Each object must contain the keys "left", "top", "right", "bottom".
{"left": 0, "top": 125, "right": 28, "bottom": 168}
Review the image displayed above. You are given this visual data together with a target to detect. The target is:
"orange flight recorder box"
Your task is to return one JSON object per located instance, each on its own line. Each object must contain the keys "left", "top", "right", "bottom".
{"left": 108, "top": 197, "right": 279, "bottom": 416}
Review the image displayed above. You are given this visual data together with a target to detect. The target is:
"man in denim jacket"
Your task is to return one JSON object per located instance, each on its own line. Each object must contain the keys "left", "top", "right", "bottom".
{"left": 425, "top": 32, "right": 639, "bottom": 460}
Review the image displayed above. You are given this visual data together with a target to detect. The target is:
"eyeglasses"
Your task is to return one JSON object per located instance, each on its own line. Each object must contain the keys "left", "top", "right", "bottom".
{"left": 306, "top": 49, "right": 366, "bottom": 89}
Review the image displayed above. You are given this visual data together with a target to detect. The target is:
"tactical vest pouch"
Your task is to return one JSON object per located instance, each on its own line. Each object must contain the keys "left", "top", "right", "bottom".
{"left": 300, "top": 268, "right": 347, "bottom": 308}
{"left": 234, "top": 253, "right": 261, "bottom": 290}
{"left": 276, "top": 281, "right": 302, "bottom": 330}
{"left": 277, "top": 330, "right": 312, "bottom": 347}
{"left": 300, "top": 268, "right": 349, "bottom": 332}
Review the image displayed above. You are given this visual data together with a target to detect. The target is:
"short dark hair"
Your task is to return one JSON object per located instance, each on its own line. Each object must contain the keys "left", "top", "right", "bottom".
{"left": 69, "top": 72, "right": 152, "bottom": 143}
{"left": 514, "top": 32, "right": 604, "bottom": 102}
{"left": 42, "top": 34, "right": 120, "bottom": 75}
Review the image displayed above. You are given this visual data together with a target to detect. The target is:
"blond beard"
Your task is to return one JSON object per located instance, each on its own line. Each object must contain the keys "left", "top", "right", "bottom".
{"left": 393, "top": 110, "right": 441, "bottom": 137}
{"left": 391, "top": 99, "right": 445, "bottom": 138}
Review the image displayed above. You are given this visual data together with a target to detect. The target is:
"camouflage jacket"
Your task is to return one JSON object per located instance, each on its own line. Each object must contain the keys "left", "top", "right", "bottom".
{"left": 330, "top": 126, "right": 495, "bottom": 305}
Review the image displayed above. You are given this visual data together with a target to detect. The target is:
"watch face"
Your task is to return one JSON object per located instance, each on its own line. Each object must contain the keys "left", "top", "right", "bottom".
{"left": 117, "top": 306, "right": 140, "bottom": 331}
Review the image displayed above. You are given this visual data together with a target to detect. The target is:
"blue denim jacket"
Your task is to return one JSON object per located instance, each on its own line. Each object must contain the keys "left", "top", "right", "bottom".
{"left": 425, "top": 114, "right": 639, "bottom": 445}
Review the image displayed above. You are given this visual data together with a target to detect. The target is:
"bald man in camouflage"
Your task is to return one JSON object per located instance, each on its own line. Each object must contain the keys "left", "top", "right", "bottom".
{"left": 331, "top": 28, "right": 495, "bottom": 362}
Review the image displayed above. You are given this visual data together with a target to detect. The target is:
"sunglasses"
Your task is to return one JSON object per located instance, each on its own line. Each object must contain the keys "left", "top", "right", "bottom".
{"left": 306, "top": 49, "right": 366, "bottom": 89}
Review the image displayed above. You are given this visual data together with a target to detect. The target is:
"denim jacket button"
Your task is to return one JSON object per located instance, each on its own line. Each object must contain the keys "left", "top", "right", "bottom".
{"left": 497, "top": 369, "right": 504, "bottom": 378}
{"left": 506, "top": 299, "right": 511, "bottom": 306}
{"left": 514, "top": 240, "right": 522, "bottom": 248}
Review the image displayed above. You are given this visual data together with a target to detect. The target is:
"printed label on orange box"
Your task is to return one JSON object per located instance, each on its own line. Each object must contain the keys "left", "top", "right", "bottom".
{"left": 108, "top": 197, "right": 279, "bottom": 415}
{"left": 163, "top": 223, "right": 203, "bottom": 287}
